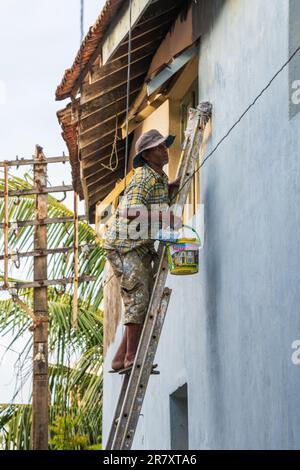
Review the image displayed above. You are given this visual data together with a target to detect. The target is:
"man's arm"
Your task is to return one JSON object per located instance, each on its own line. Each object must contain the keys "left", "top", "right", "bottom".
{"left": 168, "top": 176, "right": 181, "bottom": 199}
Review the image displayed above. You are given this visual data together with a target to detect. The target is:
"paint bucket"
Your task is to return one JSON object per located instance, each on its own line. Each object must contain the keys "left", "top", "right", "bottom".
{"left": 166, "top": 225, "right": 201, "bottom": 275}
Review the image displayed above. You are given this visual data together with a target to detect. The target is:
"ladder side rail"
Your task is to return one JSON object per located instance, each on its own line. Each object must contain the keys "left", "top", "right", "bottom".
{"left": 106, "top": 375, "right": 130, "bottom": 450}
{"left": 121, "top": 288, "right": 172, "bottom": 449}
{"left": 111, "top": 254, "right": 170, "bottom": 449}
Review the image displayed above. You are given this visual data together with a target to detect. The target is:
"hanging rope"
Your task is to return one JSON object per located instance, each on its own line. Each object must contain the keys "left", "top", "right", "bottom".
{"left": 124, "top": 0, "right": 133, "bottom": 188}
{"left": 101, "top": 114, "right": 120, "bottom": 172}
{"left": 11, "top": 250, "right": 21, "bottom": 269}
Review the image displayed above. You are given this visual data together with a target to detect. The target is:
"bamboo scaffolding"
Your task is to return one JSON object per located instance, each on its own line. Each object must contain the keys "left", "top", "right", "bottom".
{"left": 0, "top": 146, "right": 97, "bottom": 450}
{"left": 0, "top": 215, "right": 87, "bottom": 228}
{"left": 0, "top": 156, "right": 69, "bottom": 167}
{"left": 72, "top": 192, "right": 79, "bottom": 329}
{"left": 0, "top": 185, "right": 73, "bottom": 198}
{"left": 0, "top": 275, "right": 96, "bottom": 290}
{"left": 3, "top": 161, "right": 9, "bottom": 288}
{"left": 0, "top": 244, "right": 96, "bottom": 261}
{"left": 32, "top": 145, "right": 48, "bottom": 450}
{"left": 12, "top": 295, "right": 35, "bottom": 321}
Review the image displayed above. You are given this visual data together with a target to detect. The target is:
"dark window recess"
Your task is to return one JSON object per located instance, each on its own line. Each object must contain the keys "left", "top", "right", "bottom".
{"left": 169, "top": 383, "right": 189, "bottom": 450}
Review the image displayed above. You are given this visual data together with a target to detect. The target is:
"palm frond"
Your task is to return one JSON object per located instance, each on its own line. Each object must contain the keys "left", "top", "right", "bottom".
{"left": 0, "top": 404, "right": 32, "bottom": 450}
{"left": 0, "top": 173, "right": 106, "bottom": 308}
{"left": 0, "top": 173, "right": 106, "bottom": 449}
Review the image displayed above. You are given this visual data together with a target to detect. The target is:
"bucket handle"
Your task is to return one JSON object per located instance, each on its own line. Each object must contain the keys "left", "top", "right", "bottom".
{"left": 179, "top": 224, "right": 201, "bottom": 246}
{"left": 153, "top": 224, "right": 201, "bottom": 245}
{"left": 165, "top": 224, "right": 201, "bottom": 246}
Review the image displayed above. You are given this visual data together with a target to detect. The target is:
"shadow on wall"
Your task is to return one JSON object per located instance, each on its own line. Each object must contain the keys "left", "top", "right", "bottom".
{"left": 192, "top": 0, "right": 227, "bottom": 40}
{"left": 202, "top": 172, "right": 226, "bottom": 447}
{"left": 195, "top": 3, "right": 228, "bottom": 443}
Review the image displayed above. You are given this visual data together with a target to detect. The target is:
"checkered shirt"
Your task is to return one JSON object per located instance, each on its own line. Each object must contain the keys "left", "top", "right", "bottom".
{"left": 103, "top": 164, "right": 169, "bottom": 256}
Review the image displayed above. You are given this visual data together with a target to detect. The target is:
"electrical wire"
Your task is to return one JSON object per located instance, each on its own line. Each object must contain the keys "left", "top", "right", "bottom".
{"left": 171, "top": 44, "right": 300, "bottom": 203}
{"left": 80, "top": 0, "right": 84, "bottom": 43}
{"left": 77, "top": 0, "right": 85, "bottom": 164}
{"left": 124, "top": 0, "right": 133, "bottom": 186}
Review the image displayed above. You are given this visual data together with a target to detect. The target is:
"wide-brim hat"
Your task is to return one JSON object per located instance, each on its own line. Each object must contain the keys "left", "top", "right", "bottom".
{"left": 133, "top": 129, "right": 176, "bottom": 169}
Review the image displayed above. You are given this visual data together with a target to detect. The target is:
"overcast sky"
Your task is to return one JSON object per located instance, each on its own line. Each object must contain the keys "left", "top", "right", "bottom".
{"left": 0, "top": 0, "right": 105, "bottom": 403}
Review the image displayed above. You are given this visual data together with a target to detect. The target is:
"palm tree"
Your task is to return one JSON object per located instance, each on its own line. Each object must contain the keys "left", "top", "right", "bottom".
{"left": 0, "top": 172, "right": 105, "bottom": 450}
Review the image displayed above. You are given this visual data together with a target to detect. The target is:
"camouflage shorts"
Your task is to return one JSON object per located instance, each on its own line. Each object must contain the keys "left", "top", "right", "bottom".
{"left": 106, "top": 249, "right": 155, "bottom": 325}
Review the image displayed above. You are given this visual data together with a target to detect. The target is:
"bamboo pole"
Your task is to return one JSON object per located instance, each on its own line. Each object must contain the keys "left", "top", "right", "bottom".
{"left": 12, "top": 296, "right": 35, "bottom": 321}
{"left": 3, "top": 161, "right": 9, "bottom": 288}
{"left": 32, "top": 145, "right": 48, "bottom": 450}
{"left": 0, "top": 156, "right": 69, "bottom": 167}
{"left": 0, "top": 184, "right": 73, "bottom": 197}
{"left": 0, "top": 244, "right": 96, "bottom": 261}
{"left": 0, "top": 275, "right": 96, "bottom": 291}
{"left": 0, "top": 215, "right": 87, "bottom": 228}
{"left": 72, "top": 192, "right": 79, "bottom": 329}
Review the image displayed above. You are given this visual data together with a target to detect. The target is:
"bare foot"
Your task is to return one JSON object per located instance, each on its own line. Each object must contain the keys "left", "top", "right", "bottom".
{"left": 111, "top": 329, "right": 127, "bottom": 371}
{"left": 124, "top": 323, "right": 143, "bottom": 369}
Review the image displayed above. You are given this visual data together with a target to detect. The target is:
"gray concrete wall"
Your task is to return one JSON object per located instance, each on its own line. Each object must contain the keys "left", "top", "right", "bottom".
{"left": 102, "top": 0, "right": 300, "bottom": 449}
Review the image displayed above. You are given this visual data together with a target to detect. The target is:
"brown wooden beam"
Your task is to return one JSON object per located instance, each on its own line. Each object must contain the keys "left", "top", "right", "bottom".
{"left": 96, "top": 170, "right": 134, "bottom": 213}
{"left": 110, "top": 25, "right": 167, "bottom": 62}
{"left": 1, "top": 276, "right": 97, "bottom": 291}
{"left": 137, "top": 0, "right": 180, "bottom": 27}
{"left": 79, "top": 111, "right": 127, "bottom": 148}
{"left": 3, "top": 161, "right": 9, "bottom": 289}
{"left": 80, "top": 78, "right": 143, "bottom": 119}
{"left": 72, "top": 192, "right": 79, "bottom": 329}
{"left": 81, "top": 60, "right": 148, "bottom": 105}
{"left": 85, "top": 162, "right": 126, "bottom": 191}
{"left": 0, "top": 156, "right": 69, "bottom": 167}
{"left": 32, "top": 145, "right": 48, "bottom": 450}
{"left": 79, "top": 127, "right": 117, "bottom": 153}
{"left": 86, "top": 166, "right": 125, "bottom": 192}
{"left": 89, "top": 171, "right": 124, "bottom": 207}
{"left": 80, "top": 91, "right": 140, "bottom": 133}
{"left": 101, "top": 0, "right": 152, "bottom": 65}
{"left": 88, "top": 51, "right": 153, "bottom": 89}
{"left": 90, "top": 39, "right": 161, "bottom": 83}
{"left": 0, "top": 185, "right": 73, "bottom": 198}
{"left": 0, "top": 244, "right": 96, "bottom": 260}
{"left": 81, "top": 142, "right": 125, "bottom": 168}
{"left": 80, "top": 96, "right": 129, "bottom": 133}
{"left": 85, "top": 158, "right": 125, "bottom": 187}
{"left": 81, "top": 135, "right": 125, "bottom": 162}
{"left": 0, "top": 215, "right": 87, "bottom": 229}
{"left": 83, "top": 155, "right": 126, "bottom": 180}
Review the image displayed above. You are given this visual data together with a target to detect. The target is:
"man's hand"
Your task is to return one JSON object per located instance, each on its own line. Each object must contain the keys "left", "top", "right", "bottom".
{"left": 168, "top": 177, "right": 181, "bottom": 189}
{"left": 168, "top": 177, "right": 181, "bottom": 198}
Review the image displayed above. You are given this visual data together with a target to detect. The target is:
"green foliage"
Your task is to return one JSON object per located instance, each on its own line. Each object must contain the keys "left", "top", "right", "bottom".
{"left": 0, "top": 172, "right": 105, "bottom": 308}
{"left": 49, "top": 414, "right": 89, "bottom": 450}
{"left": 0, "top": 173, "right": 105, "bottom": 450}
{"left": 0, "top": 404, "right": 32, "bottom": 450}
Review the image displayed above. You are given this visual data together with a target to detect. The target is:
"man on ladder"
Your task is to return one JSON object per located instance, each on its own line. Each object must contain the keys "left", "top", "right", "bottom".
{"left": 103, "top": 129, "right": 182, "bottom": 373}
